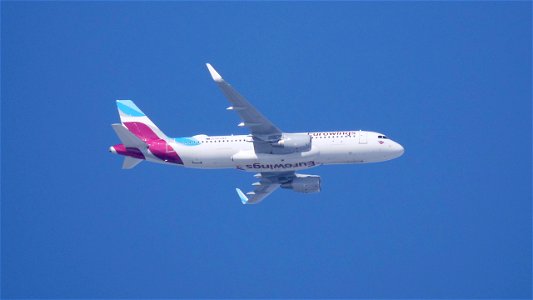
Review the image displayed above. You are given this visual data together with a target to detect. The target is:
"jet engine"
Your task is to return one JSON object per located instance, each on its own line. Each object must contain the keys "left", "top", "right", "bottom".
{"left": 281, "top": 175, "right": 321, "bottom": 193}
{"left": 272, "top": 133, "right": 312, "bottom": 152}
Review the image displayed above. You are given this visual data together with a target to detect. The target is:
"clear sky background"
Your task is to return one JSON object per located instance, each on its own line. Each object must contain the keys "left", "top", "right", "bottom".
{"left": 2, "top": 2, "right": 531, "bottom": 298}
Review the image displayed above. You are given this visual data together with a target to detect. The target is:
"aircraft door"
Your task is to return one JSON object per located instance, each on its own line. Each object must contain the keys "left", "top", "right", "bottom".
{"left": 166, "top": 143, "right": 176, "bottom": 155}
{"left": 359, "top": 131, "right": 367, "bottom": 144}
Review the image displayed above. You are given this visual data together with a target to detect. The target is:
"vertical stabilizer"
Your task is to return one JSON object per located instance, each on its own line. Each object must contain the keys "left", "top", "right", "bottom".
{"left": 116, "top": 100, "right": 167, "bottom": 141}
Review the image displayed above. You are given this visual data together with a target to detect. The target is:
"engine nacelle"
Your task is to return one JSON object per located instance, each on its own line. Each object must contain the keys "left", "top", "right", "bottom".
{"left": 281, "top": 175, "right": 321, "bottom": 193}
{"left": 273, "top": 133, "right": 312, "bottom": 152}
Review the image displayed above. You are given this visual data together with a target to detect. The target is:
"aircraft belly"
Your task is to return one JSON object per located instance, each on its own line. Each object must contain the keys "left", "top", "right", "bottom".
{"left": 178, "top": 146, "right": 237, "bottom": 169}
{"left": 316, "top": 143, "right": 389, "bottom": 164}
{"left": 232, "top": 149, "right": 321, "bottom": 172}
{"left": 237, "top": 160, "right": 320, "bottom": 172}
{"left": 315, "top": 143, "right": 367, "bottom": 164}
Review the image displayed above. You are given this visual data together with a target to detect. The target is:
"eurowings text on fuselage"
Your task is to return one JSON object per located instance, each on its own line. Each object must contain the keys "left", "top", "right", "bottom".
{"left": 109, "top": 64, "right": 404, "bottom": 204}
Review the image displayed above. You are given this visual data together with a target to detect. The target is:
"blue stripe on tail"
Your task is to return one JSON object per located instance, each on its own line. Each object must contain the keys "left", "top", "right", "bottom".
{"left": 117, "top": 100, "right": 145, "bottom": 117}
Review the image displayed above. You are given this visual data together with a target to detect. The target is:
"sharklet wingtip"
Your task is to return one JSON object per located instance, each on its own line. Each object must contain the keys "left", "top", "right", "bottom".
{"left": 206, "top": 63, "right": 224, "bottom": 82}
{"left": 236, "top": 188, "right": 248, "bottom": 204}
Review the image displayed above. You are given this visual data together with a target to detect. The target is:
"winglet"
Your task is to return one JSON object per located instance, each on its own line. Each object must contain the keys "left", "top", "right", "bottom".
{"left": 236, "top": 188, "right": 249, "bottom": 204}
{"left": 206, "top": 63, "right": 224, "bottom": 82}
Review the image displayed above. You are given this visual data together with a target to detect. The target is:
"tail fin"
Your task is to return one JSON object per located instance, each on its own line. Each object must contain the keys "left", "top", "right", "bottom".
{"left": 116, "top": 100, "right": 167, "bottom": 141}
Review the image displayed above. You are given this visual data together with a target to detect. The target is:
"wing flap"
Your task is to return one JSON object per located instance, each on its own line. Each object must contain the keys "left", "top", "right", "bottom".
{"left": 236, "top": 171, "right": 296, "bottom": 204}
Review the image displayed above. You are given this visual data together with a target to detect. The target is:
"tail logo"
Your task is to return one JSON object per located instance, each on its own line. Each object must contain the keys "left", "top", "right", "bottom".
{"left": 117, "top": 101, "right": 145, "bottom": 117}
{"left": 111, "top": 100, "right": 184, "bottom": 165}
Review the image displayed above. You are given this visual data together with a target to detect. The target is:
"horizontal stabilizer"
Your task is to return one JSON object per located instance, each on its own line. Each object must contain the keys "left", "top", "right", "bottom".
{"left": 122, "top": 157, "right": 143, "bottom": 169}
{"left": 111, "top": 124, "right": 146, "bottom": 148}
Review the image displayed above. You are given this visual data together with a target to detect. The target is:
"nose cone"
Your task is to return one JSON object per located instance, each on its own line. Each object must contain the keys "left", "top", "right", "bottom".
{"left": 109, "top": 146, "right": 117, "bottom": 154}
{"left": 392, "top": 142, "right": 404, "bottom": 158}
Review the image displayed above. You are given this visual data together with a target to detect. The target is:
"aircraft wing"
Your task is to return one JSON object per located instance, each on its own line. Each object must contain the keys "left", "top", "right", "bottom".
{"left": 236, "top": 184, "right": 280, "bottom": 205}
{"left": 236, "top": 172, "right": 295, "bottom": 204}
{"left": 206, "top": 63, "right": 282, "bottom": 141}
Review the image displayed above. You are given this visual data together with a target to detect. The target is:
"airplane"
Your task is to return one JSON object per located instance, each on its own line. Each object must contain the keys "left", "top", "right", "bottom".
{"left": 109, "top": 63, "right": 404, "bottom": 204}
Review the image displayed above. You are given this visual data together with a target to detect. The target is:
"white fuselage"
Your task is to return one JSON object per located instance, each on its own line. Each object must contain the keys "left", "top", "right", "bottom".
{"left": 144, "top": 130, "right": 404, "bottom": 172}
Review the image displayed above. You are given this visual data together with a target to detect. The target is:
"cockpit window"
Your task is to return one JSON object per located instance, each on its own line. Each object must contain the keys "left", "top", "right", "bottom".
{"left": 378, "top": 135, "right": 389, "bottom": 139}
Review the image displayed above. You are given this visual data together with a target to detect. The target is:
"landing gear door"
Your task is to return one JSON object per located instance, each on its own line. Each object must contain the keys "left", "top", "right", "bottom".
{"left": 359, "top": 131, "right": 367, "bottom": 144}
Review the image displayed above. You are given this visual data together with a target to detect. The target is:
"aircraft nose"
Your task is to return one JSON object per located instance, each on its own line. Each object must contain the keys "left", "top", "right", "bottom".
{"left": 393, "top": 142, "right": 404, "bottom": 157}
{"left": 109, "top": 146, "right": 117, "bottom": 154}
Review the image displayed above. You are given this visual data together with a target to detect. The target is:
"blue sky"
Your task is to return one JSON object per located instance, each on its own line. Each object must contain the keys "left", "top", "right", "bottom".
{"left": 2, "top": 2, "right": 531, "bottom": 298}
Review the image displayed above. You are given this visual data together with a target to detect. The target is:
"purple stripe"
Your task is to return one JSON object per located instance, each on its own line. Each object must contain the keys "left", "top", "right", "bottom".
{"left": 148, "top": 139, "right": 183, "bottom": 165}
{"left": 120, "top": 122, "right": 183, "bottom": 165}
{"left": 113, "top": 144, "right": 145, "bottom": 159}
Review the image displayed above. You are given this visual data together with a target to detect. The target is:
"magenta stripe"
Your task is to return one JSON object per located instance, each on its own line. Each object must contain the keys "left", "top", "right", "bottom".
{"left": 123, "top": 122, "right": 160, "bottom": 141}
{"left": 120, "top": 122, "right": 183, "bottom": 165}
{"left": 148, "top": 139, "right": 183, "bottom": 165}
